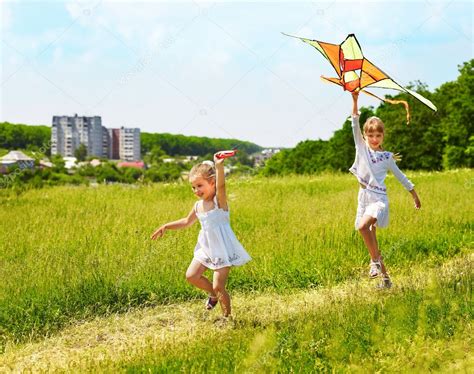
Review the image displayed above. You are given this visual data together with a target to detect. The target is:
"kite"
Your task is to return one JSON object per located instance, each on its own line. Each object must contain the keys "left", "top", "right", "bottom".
{"left": 283, "top": 33, "right": 437, "bottom": 123}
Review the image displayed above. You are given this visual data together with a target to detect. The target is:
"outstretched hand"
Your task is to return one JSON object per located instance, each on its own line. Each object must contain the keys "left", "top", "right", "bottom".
{"left": 410, "top": 190, "right": 421, "bottom": 210}
{"left": 392, "top": 153, "right": 403, "bottom": 162}
{"left": 150, "top": 225, "right": 166, "bottom": 240}
{"left": 409, "top": 189, "right": 421, "bottom": 210}
{"left": 413, "top": 195, "right": 421, "bottom": 210}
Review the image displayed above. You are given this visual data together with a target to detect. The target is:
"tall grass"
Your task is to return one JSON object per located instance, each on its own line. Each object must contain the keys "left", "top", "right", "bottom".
{"left": 1, "top": 170, "right": 472, "bottom": 349}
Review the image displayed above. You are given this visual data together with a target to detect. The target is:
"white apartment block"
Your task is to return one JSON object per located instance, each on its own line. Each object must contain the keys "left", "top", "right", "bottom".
{"left": 119, "top": 127, "right": 141, "bottom": 161}
{"left": 51, "top": 115, "right": 141, "bottom": 161}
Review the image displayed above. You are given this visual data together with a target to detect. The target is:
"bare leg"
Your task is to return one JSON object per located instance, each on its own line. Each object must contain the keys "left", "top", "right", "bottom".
{"left": 213, "top": 267, "right": 231, "bottom": 317}
{"left": 186, "top": 260, "right": 216, "bottom": 296}
{"left": 358, "top": 215, "right": 388, "bottom": 274}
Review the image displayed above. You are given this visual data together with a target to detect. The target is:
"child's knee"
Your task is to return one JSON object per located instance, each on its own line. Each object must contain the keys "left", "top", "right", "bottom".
{"left": 358, "top": 217, "right": 376, "bottom": 232}
{"left": 185, "top": 271, "right": 198, "bottom": 283}
{"left": 358, "top": 222, "right": 370, "bottom": 232}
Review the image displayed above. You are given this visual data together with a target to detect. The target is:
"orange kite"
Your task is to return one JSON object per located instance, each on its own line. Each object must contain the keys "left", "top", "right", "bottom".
{"left": 283, "top": 33, "right": 437, "bottom": 123}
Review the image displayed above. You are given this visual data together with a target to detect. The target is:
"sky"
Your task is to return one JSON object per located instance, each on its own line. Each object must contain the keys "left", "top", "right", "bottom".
{"left": 1, "top": 0, "right": 472, "bottom": 148}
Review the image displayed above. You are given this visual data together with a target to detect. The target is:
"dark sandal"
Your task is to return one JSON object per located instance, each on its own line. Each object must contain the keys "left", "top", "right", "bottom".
{"left": 205, "top": 296, "right": 218, "bottom": 310}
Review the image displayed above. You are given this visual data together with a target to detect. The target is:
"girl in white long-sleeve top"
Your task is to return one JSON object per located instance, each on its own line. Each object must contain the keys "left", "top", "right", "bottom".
{"left": 350, "top": 91, "right": 421, "bottom": 288}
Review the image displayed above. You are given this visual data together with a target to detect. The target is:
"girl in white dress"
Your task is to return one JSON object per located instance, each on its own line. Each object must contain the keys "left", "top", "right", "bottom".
{"left": 151, "top": 153, "right": 251, "bottom": 317}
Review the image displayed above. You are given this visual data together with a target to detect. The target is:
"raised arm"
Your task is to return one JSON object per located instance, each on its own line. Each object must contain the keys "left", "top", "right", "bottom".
{"left": 352, "top": 91, "right": 359, "bottom": 116}
{"left": 213, "top": 154, "right": 228, "bottom": 211}
{"left": 150, "top": 206, "right": 197, "bottom": 240}
{"left": 351, "top": 92, "right": 365, "bottom": 148}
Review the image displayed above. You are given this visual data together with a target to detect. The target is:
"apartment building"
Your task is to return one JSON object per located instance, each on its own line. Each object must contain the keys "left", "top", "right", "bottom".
{"left": 51, "top": 115, "right": 141, "bottom": 161}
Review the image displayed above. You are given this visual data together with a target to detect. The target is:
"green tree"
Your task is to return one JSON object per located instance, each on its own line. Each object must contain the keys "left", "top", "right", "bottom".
{"left": 144, "top": 163, "right": 183, "bottom": 182}
{"left": 370, "top": 81, "right": 441, "bottom": 170}
{"left": 144, "top": 145, "right": 166, "bottom": 165}
{"left": 141, "top": 132, "right": 262, "bottom": 157}
{"left": 96, "top": 163, "right": 122, "bottom": 183}
{"left": 50, "top": 154, "right": 66, "bottom": 173}
{"left": 435, "top": 60, "right": 474, "bottom": 168}
{"left": 233, "top": 150, "right": 254, "bottom": 167}
{"left": 261, "top": 140, "right": 330, "bottom": 176}
{"left": 0, "top": 122, "right": 50, "bottom": 150}
{"left": 74, "top": 143, "right": 88, "bottom": 162}
{"left": 123, "top": 167, "right": 144, "bottom": 183}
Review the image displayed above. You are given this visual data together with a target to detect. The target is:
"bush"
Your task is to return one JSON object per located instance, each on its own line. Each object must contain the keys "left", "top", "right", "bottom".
{"left": 145, "top": 163, "right": 183, "bottom": 182}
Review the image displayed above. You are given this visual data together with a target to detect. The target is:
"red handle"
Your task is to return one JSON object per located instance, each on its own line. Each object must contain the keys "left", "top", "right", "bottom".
{"left": 215, "top": 150, "right": 237, "bottom": 159}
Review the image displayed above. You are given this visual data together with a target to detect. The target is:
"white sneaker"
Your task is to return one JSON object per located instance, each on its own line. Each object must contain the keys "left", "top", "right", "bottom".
{"left": 369, "top": 260, "right": 382, "bottom": 278}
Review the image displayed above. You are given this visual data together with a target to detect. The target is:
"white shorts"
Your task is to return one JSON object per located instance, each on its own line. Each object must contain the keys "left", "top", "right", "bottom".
{"left": 355, "top": 188, "right": 389, "bottom": 229}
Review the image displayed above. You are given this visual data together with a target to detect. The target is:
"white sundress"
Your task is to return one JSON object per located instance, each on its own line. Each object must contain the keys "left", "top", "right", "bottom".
{"left": 193, "top": 196, "right": 251, "bottom": 270}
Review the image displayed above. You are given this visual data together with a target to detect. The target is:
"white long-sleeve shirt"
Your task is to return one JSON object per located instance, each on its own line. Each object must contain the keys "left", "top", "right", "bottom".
{"left": 349, "top": 115, "right": 414, "bottom": 195}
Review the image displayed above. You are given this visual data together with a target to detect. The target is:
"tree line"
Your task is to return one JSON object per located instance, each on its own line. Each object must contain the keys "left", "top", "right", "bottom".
{"left": 141, "top": 133, "right": 261, "bottom": 156}
{"left": 0, "top": 123, "right": 262, "bottom": 158}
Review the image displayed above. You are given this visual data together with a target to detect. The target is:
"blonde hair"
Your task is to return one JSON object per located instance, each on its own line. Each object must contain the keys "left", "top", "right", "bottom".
{"left": 189, "top": 161, "right": 215, "bottom": 181}
{"left": 362, "top": 116, "right": 400, "bottom": 157}
{"left": 363, "top": 116, "right": 385, "bottom": 135}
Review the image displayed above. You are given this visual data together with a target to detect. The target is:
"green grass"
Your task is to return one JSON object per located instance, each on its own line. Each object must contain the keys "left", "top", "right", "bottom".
{"left": 0, "top": 169, "right": 472, "bottom": 354}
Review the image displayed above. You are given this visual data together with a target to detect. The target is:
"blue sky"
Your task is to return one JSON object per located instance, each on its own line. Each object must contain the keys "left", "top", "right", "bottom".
{"left": 1, "top": 0, "right": 472, "bottom": 147}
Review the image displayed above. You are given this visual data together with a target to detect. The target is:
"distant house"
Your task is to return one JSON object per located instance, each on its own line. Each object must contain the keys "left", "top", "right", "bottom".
{"left": 117, "top": 161, "right": 145, "bottom": 169}
{"left": 63, "top": 156, "right": 77, "bottom": 170}
{"left": 89, "top": 159, "right": 102, "bottom": 167}
{"left": 1, "top": 151, "right": 35, "bottom": 170}
{"left": 183, "top": 156, "right": 199, "bottom": 163}
{"left": 253, "top": 148, "right": 281, "bottom": 166}
{"left": 39, "top": 160, "right": 53, "bottom": 169}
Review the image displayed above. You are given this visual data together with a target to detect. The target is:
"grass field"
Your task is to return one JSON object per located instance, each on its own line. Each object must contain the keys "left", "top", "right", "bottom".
{"left": 1, "top": 169, "right": 472, "bottom": 371}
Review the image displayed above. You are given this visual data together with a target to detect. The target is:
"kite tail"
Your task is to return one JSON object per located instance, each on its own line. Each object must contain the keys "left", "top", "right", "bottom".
{"left": 384, "top": 99, "right": 410, "bottom": 125}
{"left": 361, "top": 90, "right": 411, "bottom": 124}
